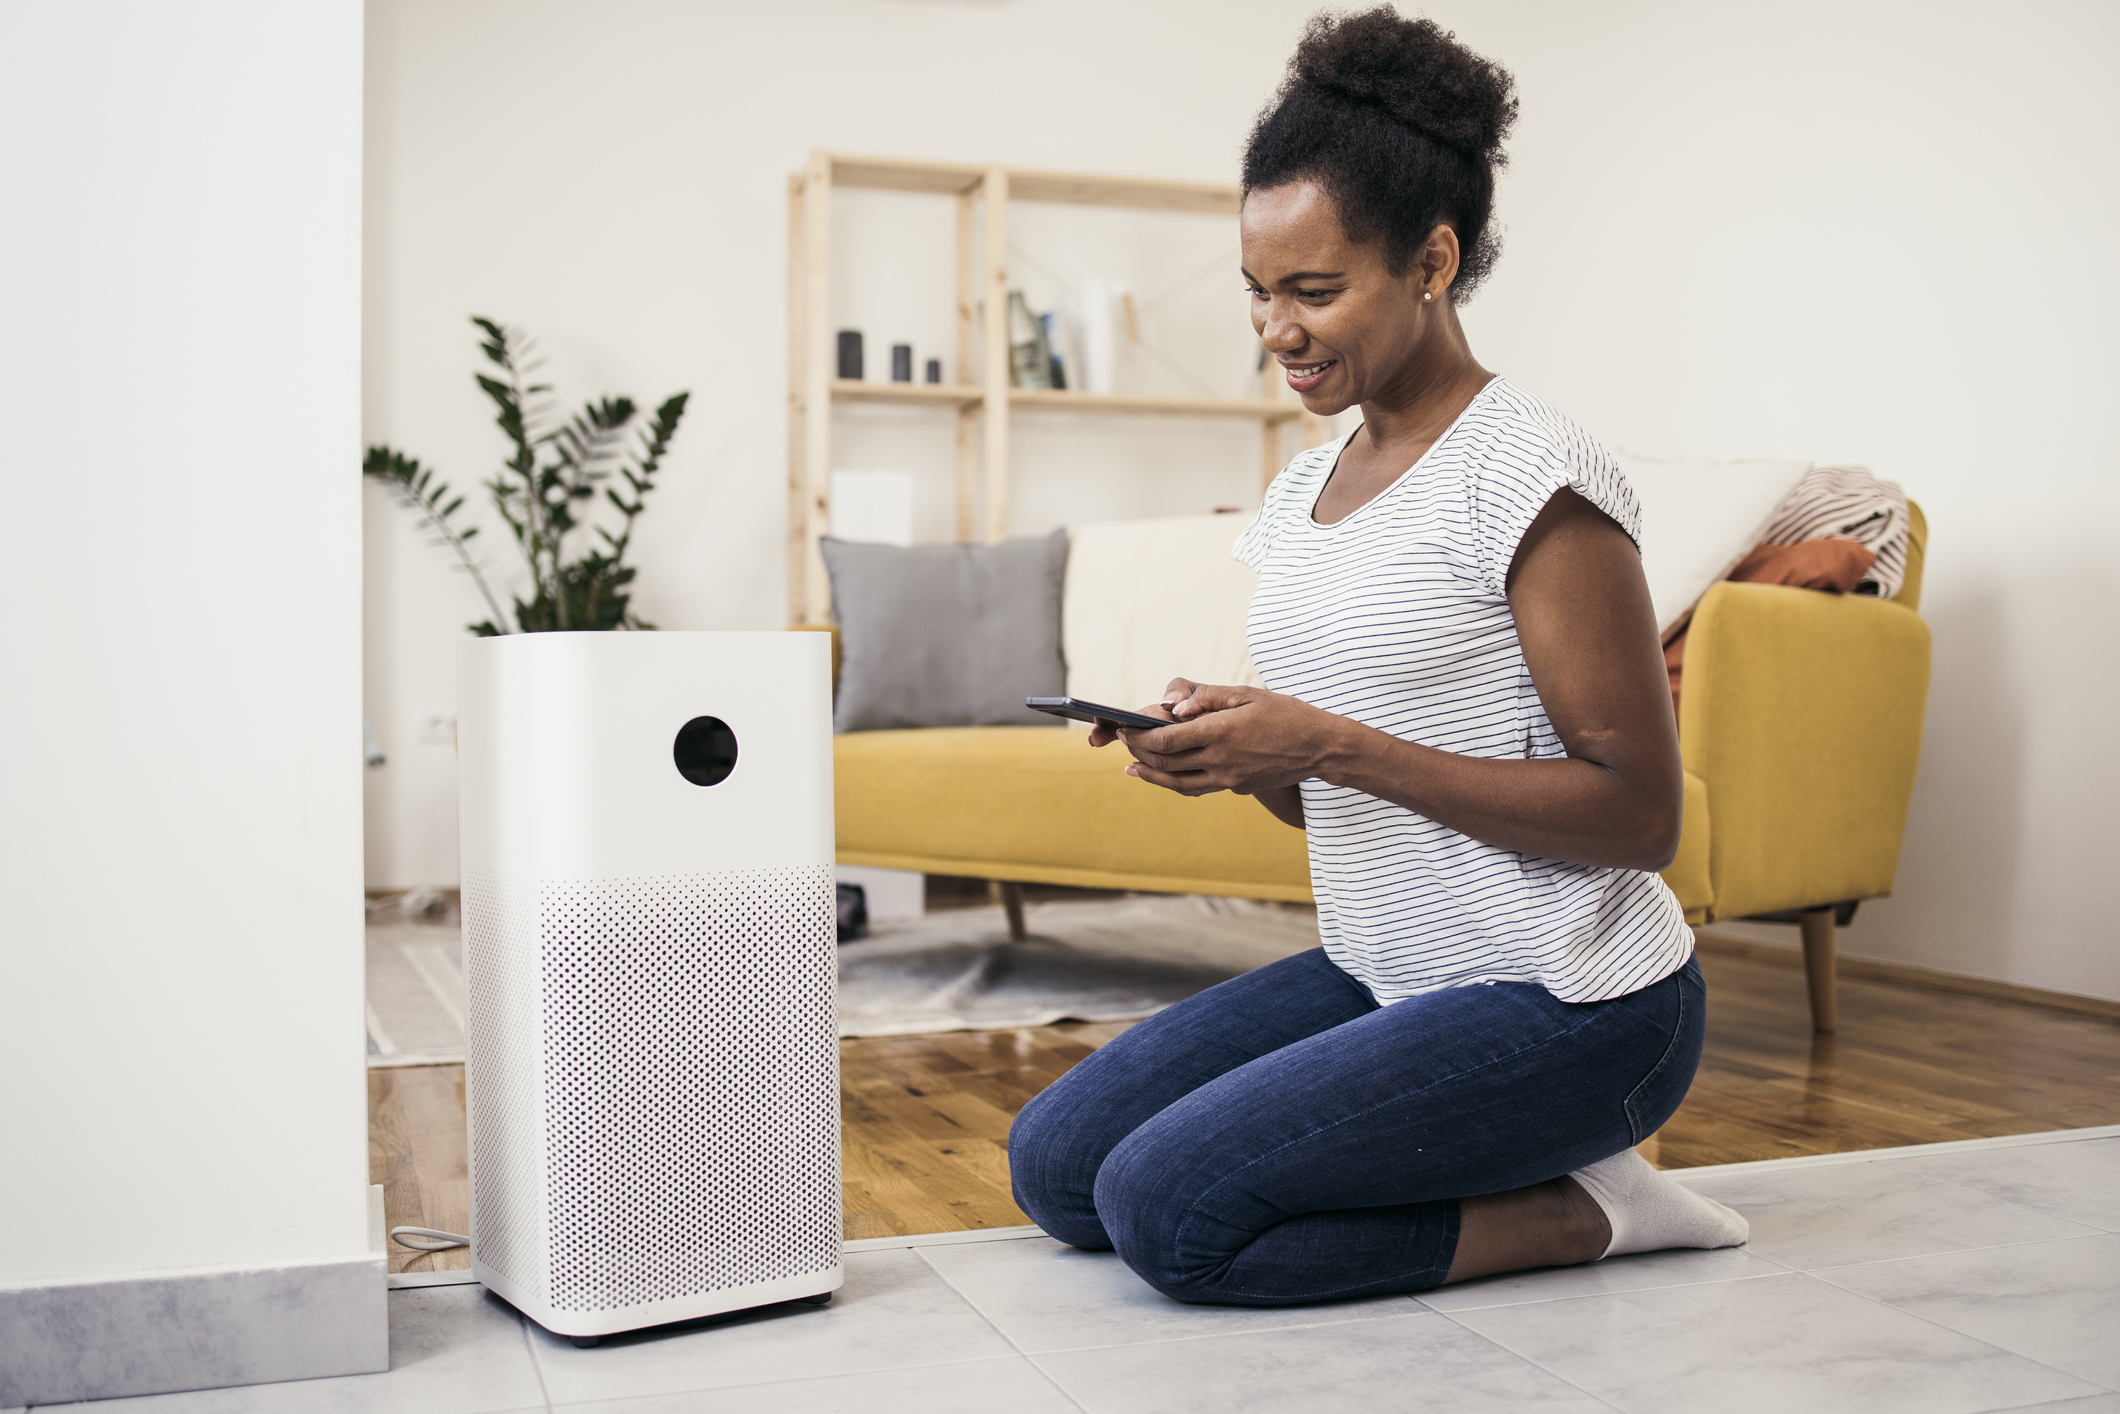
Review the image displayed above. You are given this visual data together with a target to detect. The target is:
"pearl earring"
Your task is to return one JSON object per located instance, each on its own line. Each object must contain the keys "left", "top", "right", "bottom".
{"left": 1422, "top": 292, "right": 1433, "bottom": 302}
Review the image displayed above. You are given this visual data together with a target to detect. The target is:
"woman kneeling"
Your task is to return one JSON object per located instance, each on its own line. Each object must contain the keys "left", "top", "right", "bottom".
{"left": 1008, "top": 9, "right": 1746, "bottom": 1306}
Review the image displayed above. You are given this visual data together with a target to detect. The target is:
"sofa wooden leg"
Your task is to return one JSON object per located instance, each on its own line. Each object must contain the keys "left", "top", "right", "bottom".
{"left": 992, "top": 880, "right": 1027, "bottom": 941}
{"left": 1799, "top": 906, "right": 1839, "bottom": 1034}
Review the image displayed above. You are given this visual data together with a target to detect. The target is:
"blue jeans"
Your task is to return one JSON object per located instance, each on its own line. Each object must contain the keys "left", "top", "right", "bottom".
{"left": 1009, "top": 947, "right": 1704, "bottom": 1306}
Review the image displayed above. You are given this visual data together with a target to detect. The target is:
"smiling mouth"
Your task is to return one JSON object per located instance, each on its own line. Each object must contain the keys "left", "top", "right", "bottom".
{"left": 1281, "top": 359, "right": 1336, "bottom": 385}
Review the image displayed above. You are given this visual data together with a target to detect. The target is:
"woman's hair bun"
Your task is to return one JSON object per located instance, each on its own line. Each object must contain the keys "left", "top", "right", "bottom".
{"left": 1292, "top": 8, "right": 1516, "bottom": 163}
{"left": 1244, "top": 6, "right": 1518, "bottom": 298}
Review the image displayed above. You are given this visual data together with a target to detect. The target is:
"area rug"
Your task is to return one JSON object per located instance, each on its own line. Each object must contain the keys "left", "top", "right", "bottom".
{"left": 365, "top": 920, "right": 471, "bottom": 1068}
{"left": 837, "top": 895, "right": 1319, "bottom": 1037}
{"left": 363, "top": 894, "right": 1319, "bottom": 1064}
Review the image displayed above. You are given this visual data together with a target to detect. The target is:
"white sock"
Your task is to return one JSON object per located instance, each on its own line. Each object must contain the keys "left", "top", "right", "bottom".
{"left": 1568, "top": 1149, "right": 1750, "bottom": 1259}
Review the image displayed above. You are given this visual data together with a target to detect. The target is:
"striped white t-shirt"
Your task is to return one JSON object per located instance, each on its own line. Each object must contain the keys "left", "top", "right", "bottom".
{"left": 1233, "top": 377, "right": 1693, "bottom": 1005}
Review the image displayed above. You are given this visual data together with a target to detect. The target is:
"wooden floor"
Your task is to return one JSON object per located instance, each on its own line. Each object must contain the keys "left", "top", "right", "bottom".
{"left": 1661, "top": 933, "right": 2120, "bottom": 1166}
{"left": 369, "top": 1065, "right": 471, "bottom": 1272}
{"left": 372, "top": 929, "right": 2120, "bottom": 1273}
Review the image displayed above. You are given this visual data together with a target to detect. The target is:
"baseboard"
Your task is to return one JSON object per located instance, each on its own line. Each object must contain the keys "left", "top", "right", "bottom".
{"left": 1694, "top": 928, "right": 2120, "bottom": 1021}
{"left": 0, "top": 1255, "right": 387, "bottom": 1407}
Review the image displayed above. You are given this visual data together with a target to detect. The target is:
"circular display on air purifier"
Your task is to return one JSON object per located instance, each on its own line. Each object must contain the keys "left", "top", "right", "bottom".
{"left": 672, "top": 716, "right": 738, "bottom": 786}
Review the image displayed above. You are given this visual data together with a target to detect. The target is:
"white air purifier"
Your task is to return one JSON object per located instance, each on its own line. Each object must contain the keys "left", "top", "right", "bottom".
{"left": 457, "top": 630, "right": 841, "bottom": 1339}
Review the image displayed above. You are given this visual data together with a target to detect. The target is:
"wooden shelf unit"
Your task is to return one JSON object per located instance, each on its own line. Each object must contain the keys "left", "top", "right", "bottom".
{"left": 829, "top": 379, "right": 1306, "bottom": 422}
{"left": 787, "top": 149, "right": 1325, "bottom": 625}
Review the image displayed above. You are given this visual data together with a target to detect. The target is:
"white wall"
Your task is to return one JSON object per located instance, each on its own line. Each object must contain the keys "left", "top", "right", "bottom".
{"left": 360, "top": 0, "right": 1314, "bottom": 888}
{"left": 0, "top": 0, "right": 369, "bottom": 1282}
{"left": 365, "top": 0, "right": 2119, "bottom": 1001}
{"left": 1446, "top": 0, "right": 2120, "bottom": 1003}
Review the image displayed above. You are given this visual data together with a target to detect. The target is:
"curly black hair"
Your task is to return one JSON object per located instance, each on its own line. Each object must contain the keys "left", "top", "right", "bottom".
{"left": 1243, "top": 8, "right": 1518, "bottom": 301}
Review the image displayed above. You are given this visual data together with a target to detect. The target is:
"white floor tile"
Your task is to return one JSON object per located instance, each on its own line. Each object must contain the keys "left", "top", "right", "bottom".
{"left": 548, "top": 1356, "right": 1078, "bottom": 1413}
{"left": 1446, "top": 1270, "right": 2103, "bottom": 1414}
{"left": 1676, "top": 1160, "right": 2099, "bottom": 1269}
{"left": 36, "top": 1287, "right": 545, "bottom": 1414}
{"left": 1883, "top": 1137, "right": 2120, "bottom": 1232}
{"left": 525, "top": 1248, "right": 1014, "bottom": 1406}
{"left": 42, "top": 1130, "right": 2120, "bottom": 1414}
{"left": 1035, "top": 1309, "right": 1606, "bottom": 1414}
{"left": 915, "top": 1233, "right": 1411, "bottom": 1354}
{"left": 1416, "top": 1243, "right": 1788, "bottom": 1312}
{"left": 1818, "top": 1233, "right": 2120, "bottom": 1389}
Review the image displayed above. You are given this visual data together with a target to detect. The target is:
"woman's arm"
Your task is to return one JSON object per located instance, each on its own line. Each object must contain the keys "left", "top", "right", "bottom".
{"left": 1106, "top": 488, "right": 1684, "bottom": 872}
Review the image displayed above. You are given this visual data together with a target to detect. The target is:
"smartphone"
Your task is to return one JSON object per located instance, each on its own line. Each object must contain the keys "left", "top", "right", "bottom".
{"left": 1025, "top": 696, "right": 1178, "bottom": 731}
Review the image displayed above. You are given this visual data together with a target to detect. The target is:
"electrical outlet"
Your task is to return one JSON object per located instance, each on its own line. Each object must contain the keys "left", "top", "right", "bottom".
{"left": 417, "top": 708, "right": 456, "bottom": 745}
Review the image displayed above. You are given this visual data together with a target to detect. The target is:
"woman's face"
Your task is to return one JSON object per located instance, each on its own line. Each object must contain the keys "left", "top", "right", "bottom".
{"left": 1239, "top": 180, "right": 1450, "bottom": 416}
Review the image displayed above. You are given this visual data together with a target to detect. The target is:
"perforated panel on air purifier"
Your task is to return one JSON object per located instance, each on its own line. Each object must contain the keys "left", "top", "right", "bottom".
{"left": 468, "top": 864, "right": 841, "bottom": 1313}
{"left": 540, "top": 865, "right": 839, "bottom": 1311}
{"left": 463, "top": 867, "right": 550, "bottom": 1304}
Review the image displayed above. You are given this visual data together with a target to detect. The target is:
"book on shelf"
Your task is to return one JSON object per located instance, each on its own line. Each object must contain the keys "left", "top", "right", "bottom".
{"left": 1040, "top": 311, "right": 1068, "bottom": 390}
{"left": 1007, "top": 291, "right": 1054, "bottom": 390}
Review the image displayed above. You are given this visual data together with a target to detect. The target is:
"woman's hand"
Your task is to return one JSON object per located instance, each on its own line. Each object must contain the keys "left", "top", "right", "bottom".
{"left": 1082, "top": 677, "right": 1331, "bottom": 829}
{"left": 1083, "top": 681, "right": 1184, "bottom": 750}
{"left": 1083, "top": 676, "right": 1218, "bottom": 749}
{"left": 1112, "top": 682, "right": 1347, "bottom": 797}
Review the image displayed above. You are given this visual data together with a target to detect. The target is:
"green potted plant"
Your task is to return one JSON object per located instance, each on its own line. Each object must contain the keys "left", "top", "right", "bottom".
{"left": 365, "top": 316, "right": 689, "bottom": 635}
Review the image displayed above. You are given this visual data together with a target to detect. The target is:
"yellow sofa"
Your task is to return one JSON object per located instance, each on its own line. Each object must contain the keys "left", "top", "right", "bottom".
{"left": 835, "top": 506, "right": 1930, "bottom": 1033}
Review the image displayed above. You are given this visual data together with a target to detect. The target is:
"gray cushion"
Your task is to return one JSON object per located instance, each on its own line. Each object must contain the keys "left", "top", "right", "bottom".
{"left": 822, "top": 529, "right": 1069, "bottom": 732}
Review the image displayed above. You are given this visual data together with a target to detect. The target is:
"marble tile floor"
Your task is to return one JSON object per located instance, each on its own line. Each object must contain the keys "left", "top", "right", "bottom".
{"left": 33, "top": 1126, "right": 2120, "bottom": 1414}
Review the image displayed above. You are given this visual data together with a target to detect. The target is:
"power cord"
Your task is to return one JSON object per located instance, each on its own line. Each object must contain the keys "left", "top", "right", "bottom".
{"left": 391, "top": 1225, "right": 470, "bottom": 1253}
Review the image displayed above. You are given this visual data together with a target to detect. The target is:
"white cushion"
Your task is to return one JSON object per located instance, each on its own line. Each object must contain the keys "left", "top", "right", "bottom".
{"left": 1063, "top": 513, "right": 1266, "bottom": 712}
{"left": 1615, "top": 452, "right": 1812, "bottom": 635}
